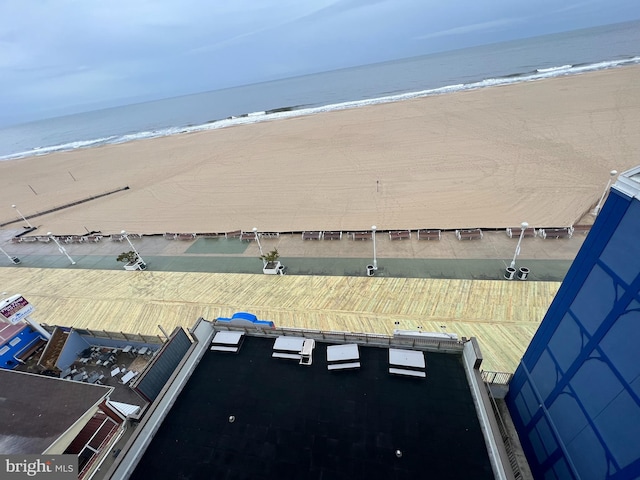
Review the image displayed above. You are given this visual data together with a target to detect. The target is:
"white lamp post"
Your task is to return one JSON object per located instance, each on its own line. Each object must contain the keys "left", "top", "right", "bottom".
{"left": 372, "top": 225, "right": 378, "bottom": 270}
{"left": 253, "top": 227, "right": 264, "bottom": 257}
{"left": 47, "top": 232, "right": 76, "bottom": 265}
{"left": 593, "top": 170, "right": 618, "bottom": 216}
{"left": 121, "top": 230, "right": 145, "bottom": 265}
{"left": 11, "top": 204, "right": 33, "bottom": 228}
{"left": 510, "top": 222, "right": 529, "bottom": 269}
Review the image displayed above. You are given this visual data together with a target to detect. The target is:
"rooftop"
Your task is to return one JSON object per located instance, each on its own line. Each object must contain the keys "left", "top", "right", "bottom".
{"left": 0, "top": 369, "right": 112, "bottom": 454}
{"left": 131, "top": 335, "right": 494, "bottom": 480}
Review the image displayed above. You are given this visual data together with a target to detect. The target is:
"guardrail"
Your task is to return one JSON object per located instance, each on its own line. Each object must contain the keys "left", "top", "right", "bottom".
{"left": 210, "top": 322, "right": 464, "bottom": 352}
{"left": 481, "top": 370, "right": 513, "bottom": 385}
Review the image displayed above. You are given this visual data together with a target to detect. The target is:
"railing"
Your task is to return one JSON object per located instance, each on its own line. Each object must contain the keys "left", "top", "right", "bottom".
{"left": 483, "top": 378, "right": 523, "bottom": 480}
{"left": 481, "top": 370, "right": 513, "bottom": 385}
{"left": 210, "top": 322, "right": 464, "bottom": 353}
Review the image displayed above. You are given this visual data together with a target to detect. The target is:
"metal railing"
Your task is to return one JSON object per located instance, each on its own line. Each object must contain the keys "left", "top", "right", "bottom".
{"left": 484, "top": 379, "right": 523, "bottom": 480}
{"left": 482, "top": 370, "right": 513, "bottom": 385}
{"left": 210, "top": 322, "right": 464, "bottom": 353}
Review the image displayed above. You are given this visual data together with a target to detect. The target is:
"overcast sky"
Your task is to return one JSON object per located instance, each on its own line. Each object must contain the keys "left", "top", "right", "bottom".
{"left": 1, "top": 0, "right": 639, "bottom": 126}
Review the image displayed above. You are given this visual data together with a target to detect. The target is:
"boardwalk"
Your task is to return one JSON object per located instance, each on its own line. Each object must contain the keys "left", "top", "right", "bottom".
{"left": 0, "top": 268, "right": 559, "bottom": 373}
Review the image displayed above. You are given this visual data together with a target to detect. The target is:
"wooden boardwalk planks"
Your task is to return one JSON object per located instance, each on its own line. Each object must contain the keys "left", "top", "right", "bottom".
{"left": 0, "top": 268, "right": 559, "bottom": 373}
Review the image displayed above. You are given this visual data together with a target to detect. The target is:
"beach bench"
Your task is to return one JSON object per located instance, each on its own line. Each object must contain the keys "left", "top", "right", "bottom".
{"left": 86, "top": 235, "right": 102, "bottom": 242}
{"left": 506, "top": 227, "right": 537, "bottom": 238}
{"left": 200, "top": 232, "right": 225, "bottom": 238}
{"left": 11, "top": 237, "right": 22, "bottom": 244}
{"left": 178, "top": 233, "right": 196, "bottom": 240}
{"left": 111, "top": 234, "right": 125, "bottom": 242}
{"left": 389, "top": 230, "right": 411, "bottom": 240}
{"left": 352, "top": 232, "right": 372, "bottom": 241}
{"left": 417, "top": 229, "right": 441, "bottom": 240}
{"left": 240, "top": 231, "right": 255, "bottom": 241}
{"left": 323, "top": 231, "right": 342, "bottom": 240}
{"left": 539, "top": 227, "right": 573, "bottom": 239}
{"left": 456, "top": 229, "right": 483, "bottom": 240}
{"left": 302, "top": 231, "right": 322, "bottom": 240}
{"left": 226, "top": 230, "right": 242, "bottom": 239}
{"left": 21, "top": 236, "right": 37, "bottom": 243}
{"left": 164, "top": 232, "right": 177, "bottom": 240}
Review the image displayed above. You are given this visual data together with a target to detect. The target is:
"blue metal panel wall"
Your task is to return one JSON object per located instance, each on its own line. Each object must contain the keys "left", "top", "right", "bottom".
{"left": 0, "top": 326, "right": 43, "bottom": 369}
{"left": 507, "top": 189, "right": 640, "bottom": 480}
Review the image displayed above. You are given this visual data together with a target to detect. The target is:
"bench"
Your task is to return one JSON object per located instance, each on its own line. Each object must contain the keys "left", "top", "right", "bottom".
{"left": 352, "top": 232, "right": 372, "bottom": 241}
{"left": 178, "top": 233, "right": 196, "bottom": 240}
{"left": 456, "top": 229, "right": 483, "bottom": 240}
{"left": 21, "top": 236, "right": 37, "bottom": 242}
{"left": 240, "top": 232, "right": 255, "bottom": 241}
{"left": 86, "top": 235, "right": 102, "bottom": 242}
{"left": 389, "top": 368, "right": 426, "bottom": 378}
{"left": 210, "top": 345, "right": 239, "bottom": 352}
{"left": 164, "top": 233, "right": 177, "bottom": 240}
{"left": 540, "top": 227, "right": 573, "bottom": 239}
{"left": 417, "top": 229, "right": 441, "bottom": 240}
{"left": 11, "top": 237, "right": 22, "bottom": 244}
{"left": 506, "top": 227, "right": 537, "bottom": 238}
{"left": 389, "top": 230, "right": 411, "bottom": 240}
{"left": 323, "top": 231, "right": 342, "bottom": 240}
{"left": 272, "top": 352, "right": 302, "bottom": 360}
{"left": 65, "top": 235, "right": 84, "bottom": 243}
{"left": 328, "top": 362, "right": 361, "bottom": 370}
{"left": 36, "top": 236, "right": 51, "bottom": 243}
{"left": 111, "top": 234, "right": 124, "bottom": 242}
{"left": 302, "top": 231, "right": 322, "bottom": 240}
{"left": 200, "top": 232, "right": 225, "bottom": 238}
{"left": 226, "top": 230, "right": 242, "bottom": 239}
{"left": 261, "top": 232, "right": 280, "bottom": 238}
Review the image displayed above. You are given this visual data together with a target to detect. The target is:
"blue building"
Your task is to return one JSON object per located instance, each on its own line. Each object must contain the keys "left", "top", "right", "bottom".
{"left": 0, "top": 294, "right": 50, "bottom": 370}
{"left": 507, "top": 167, "right": 640, "bottom": 479}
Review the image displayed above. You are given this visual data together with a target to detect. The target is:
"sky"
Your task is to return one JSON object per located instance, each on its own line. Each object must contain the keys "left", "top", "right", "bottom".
{"left": 1, "top": 0, "right": 639, "bottom": 126}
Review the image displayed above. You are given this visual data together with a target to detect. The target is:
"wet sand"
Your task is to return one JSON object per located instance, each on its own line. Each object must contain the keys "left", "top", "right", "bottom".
{"left": 1, "top": 65, "right": 639, "bottom": 235}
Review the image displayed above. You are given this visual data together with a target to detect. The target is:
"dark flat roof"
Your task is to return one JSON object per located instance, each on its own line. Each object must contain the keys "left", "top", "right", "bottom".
{"left": 0, "top": 370, "right": 112, "bottom": 454}
{"left": 132, "top": 336, "right": 492, "bottom": 480}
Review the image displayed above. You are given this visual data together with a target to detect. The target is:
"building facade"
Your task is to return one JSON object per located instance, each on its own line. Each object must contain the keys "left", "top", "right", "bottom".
{"left": 507, "top": 167, "right": 640, "bottom": 479}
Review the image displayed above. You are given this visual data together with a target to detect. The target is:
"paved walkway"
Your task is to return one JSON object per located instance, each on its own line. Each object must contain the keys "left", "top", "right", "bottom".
{"left": 1, "top": 228, "right": 586, "bottom": 281}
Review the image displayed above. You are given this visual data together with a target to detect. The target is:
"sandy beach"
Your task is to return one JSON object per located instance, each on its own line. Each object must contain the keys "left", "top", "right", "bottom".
{"left": 1, "top": 65, "right": 639, "bottom": 235}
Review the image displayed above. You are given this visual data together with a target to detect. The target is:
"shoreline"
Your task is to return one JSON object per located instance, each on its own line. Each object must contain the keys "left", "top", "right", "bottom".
{"left": 1, "top": 65, "right": 639, "bottom": 235}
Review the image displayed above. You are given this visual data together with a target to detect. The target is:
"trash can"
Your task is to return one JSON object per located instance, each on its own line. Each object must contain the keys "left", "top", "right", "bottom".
{"left": 517, "top": 267, "right": 530, "bottom": 280}
{"left": 11, "top": 256, "right": 20, "bottom": 265}
{"left": 366, "top": 264, "right": 375, "bottom": 277}
{"left": 504, "top": 267, "right": 516, "bottom": 280}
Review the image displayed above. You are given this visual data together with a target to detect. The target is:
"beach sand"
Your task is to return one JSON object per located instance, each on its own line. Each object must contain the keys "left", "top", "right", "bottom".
{"left": 1, "top": 65, "right": 639, "bottom": 235}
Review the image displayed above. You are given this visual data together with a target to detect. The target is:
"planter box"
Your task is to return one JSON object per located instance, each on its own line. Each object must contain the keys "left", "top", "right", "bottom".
{"left": 124, "top": 259, "right": 147, "bottom": 271}
{"left": 263, "top": 261, "right": 281, "bottom": 275}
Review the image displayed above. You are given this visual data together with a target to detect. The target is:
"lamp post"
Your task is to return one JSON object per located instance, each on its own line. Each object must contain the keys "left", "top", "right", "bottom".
{"left": 47, "top": 232, "right": 76, "bottom": 265}
{"left": 510, "top": 222, "right": 528, "bottom": 269}
{"left": 121, "top": 230, "right": 145, "bottom": 265}
{"left": 11, "top": 204, "right": 33, "bottom": 228}
{"left": 253, "top": 227, "right": 264, "bottom": 257}
{"left": 593, "top": 170, "right": 618, "bottom": 216}
{"left": 372, "top": 225, "right": 378, "bottom": 270}
{"left": 0, "top": 246, "right": 20, "bottom": 264}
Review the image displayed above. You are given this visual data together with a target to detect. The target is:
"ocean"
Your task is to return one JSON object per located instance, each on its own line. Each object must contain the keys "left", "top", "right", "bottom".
{"left": 1, "top": 19, "right": 639, "bottom": 162}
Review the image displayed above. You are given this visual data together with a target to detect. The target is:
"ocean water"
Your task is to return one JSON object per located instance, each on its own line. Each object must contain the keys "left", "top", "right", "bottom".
{"left": 1, "top": 19, "right": 639, "bottom": 161}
